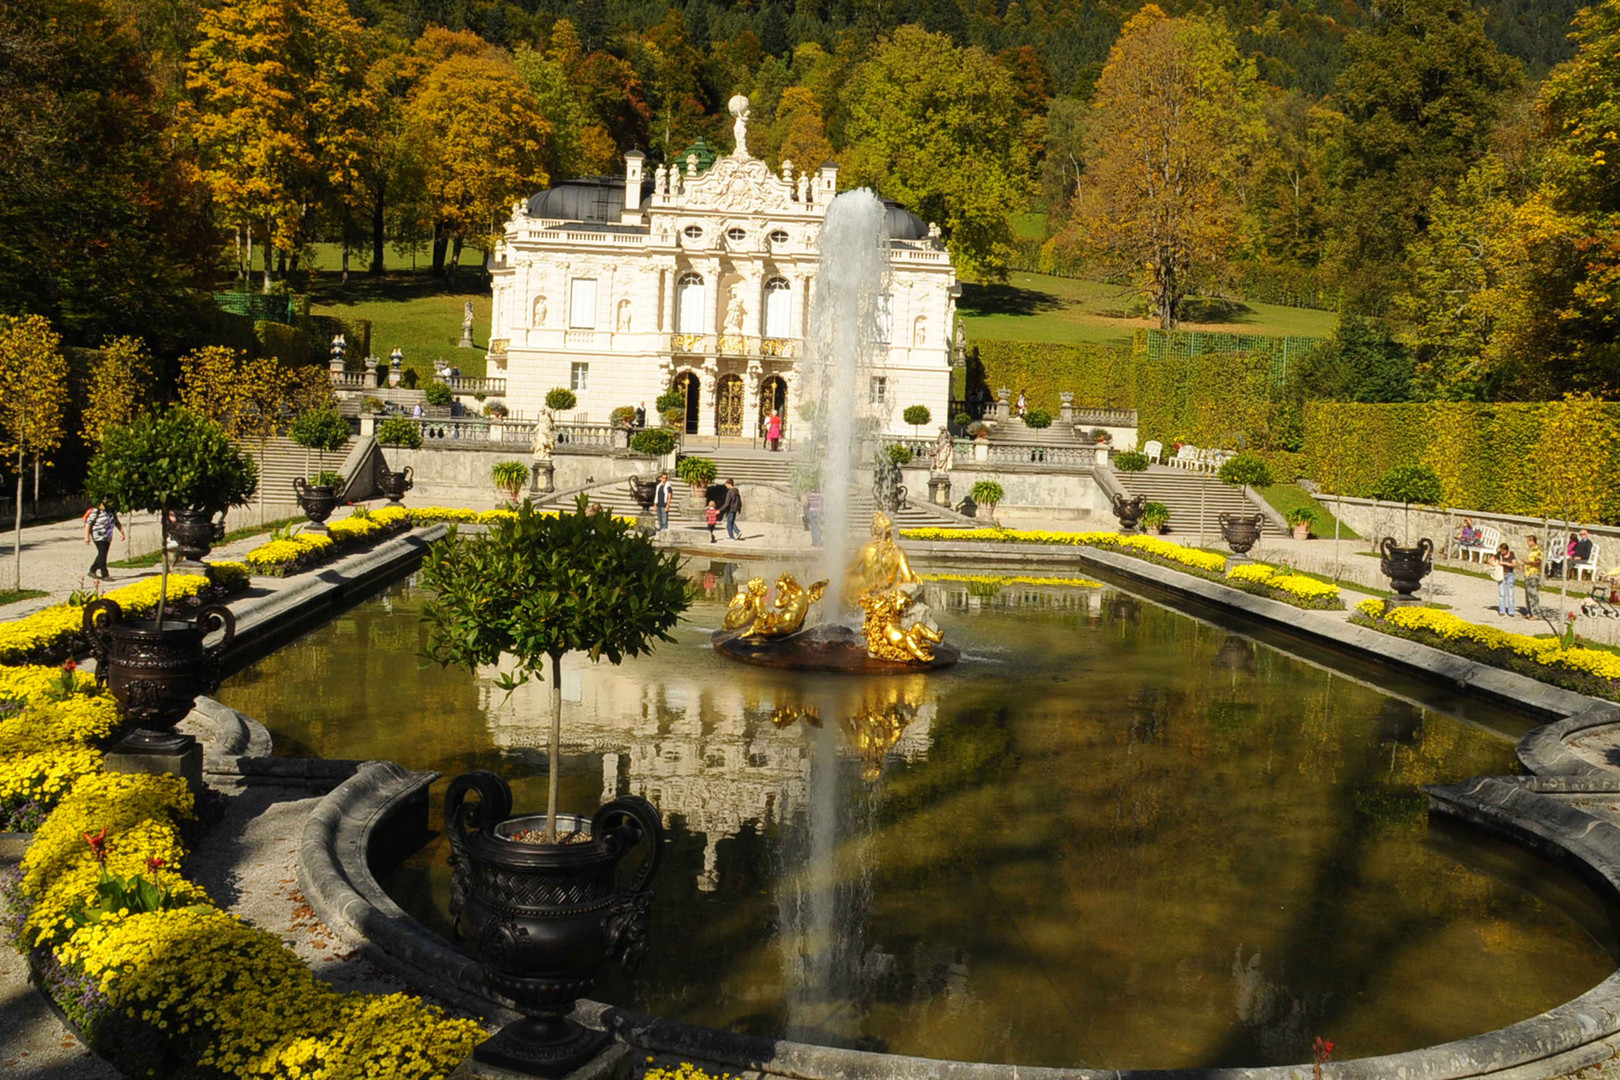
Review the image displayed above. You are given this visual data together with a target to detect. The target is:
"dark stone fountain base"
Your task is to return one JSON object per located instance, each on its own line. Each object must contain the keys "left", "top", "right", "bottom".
{"left": 711, "top": 623, "right": 959, "bottom": 673}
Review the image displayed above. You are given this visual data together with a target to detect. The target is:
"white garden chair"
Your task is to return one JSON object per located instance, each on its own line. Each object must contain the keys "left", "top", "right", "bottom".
{"left": 1143, "top": 439, "right": 1163, "bottom": 464}
{"left": 1468, "top": 526, "right": 1502, "bottom": 563}
{"left": 1575, "top": 542, "right": 1601, "bottom": 581}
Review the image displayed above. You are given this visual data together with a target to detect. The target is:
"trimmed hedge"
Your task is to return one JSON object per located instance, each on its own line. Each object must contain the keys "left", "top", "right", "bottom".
{"left": 1302, "top": 397, "right": 1620, "bottom": 524}
{"left": 970, "top": 334, "right": 1285, "bottom": 451}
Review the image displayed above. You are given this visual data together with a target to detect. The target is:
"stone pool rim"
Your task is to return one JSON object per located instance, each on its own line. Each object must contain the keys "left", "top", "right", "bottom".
{"left": 255, "top": 532, "right": 1620, "bottom": 1078}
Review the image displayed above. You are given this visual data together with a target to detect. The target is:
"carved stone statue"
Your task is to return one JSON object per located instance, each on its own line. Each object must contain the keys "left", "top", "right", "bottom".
{"left": 932, "top": 426, "right": 954, "bottom": 473}
{"left": 459, "top": 300, "right": 475, "bottom": 348}
{"left": 723, "top": 293, "right": 746, "bottom": 336}
{"left": 728, "top": 94, "right": 751, "bottom": 158}
{"left": 529, "top": 409, "right": 554, "bottom": 462}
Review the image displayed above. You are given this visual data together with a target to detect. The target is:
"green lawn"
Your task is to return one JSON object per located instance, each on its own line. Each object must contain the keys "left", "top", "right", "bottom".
{"left": 305, "top": 259, "right": 491, "bottom": 382}
{"left": 1257, "top": 484, "right": 1359, "bottom": 540}
{"left": 957, "top": 271, "right": 1337, "bottom": 345}
{"left": 0, "top": 589, "right": 47, "bottom": 607}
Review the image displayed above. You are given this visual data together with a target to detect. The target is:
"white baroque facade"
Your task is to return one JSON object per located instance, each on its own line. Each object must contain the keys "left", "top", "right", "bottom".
{"left": 486, "top": 96, "right": 958, "bottom": 441}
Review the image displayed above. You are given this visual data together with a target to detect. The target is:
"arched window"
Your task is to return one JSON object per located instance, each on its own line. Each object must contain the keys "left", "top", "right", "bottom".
{"left": 676, "top": 272, "right": 705, "bottom": 334}
{"left": 912, "top": 315, "right": 928, "bottom": 347}
{"left": 763, "top": 277, "right": 791, "bottom": 339}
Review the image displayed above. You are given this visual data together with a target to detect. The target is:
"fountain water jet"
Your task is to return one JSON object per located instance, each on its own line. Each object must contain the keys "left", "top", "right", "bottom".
{"left": 796, "top": 189, "right": 890, "bottom": 610}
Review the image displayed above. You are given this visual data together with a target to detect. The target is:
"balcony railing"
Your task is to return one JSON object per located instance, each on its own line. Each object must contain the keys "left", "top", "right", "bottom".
{"left": 670, "top": 333, "right": 712, "bottom": 355}
{"left": 1071, "top": 408, "right": 1138, "bottom": 428}
{"left": 440, "top": 374, "right": 507, "bottom": 396}
{"left": 405, "top": 417, "right": 534, "bottom": 447}
{"left": 554, "top": 422, "right": 623, "bottom": 449}
{"left": 667, "top": 334, "right": 801, "bottom": 359}
{"left": 331, "top": 370, "right": 372, "bottom": 390}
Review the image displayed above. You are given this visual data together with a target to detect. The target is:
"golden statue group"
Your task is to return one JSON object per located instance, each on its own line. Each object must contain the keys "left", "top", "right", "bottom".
{"left": 721, "top": 511, "right": 946, "bottom": 665}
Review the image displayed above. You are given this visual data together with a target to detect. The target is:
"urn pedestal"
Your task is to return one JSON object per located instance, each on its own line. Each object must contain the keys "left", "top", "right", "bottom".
{"left": 83, "top": 599, "right": 235, "bottom": 789}
{"left": 293, "top": 478, "right": 341, "bottom": 531}
{"left": 1219, "top": 512, "right": 1265, "bottom": 556}
{"left": 1111, "top": 493, "right": 1146, "bottom": 535}
{"left": 1379, "top": 537, "right": 1434, "bottom": 602}
{"left": 928, "top": 473, "right": 951, "bottom": 507}
{"left": 530, "top": 461, "right": 555, "bottom": 494}
{"left": 446, "top": 772, "right": 663, "bottom": 1077}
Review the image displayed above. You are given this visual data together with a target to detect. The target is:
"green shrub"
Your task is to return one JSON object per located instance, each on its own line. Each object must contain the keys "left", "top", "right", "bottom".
{"left": 545, "top": 387, "right": 577, "bottom": 413}
{"left": 661, "top": 407, "right": 685, "bottom": 428}
{"left": 375, "top": 417, "right": 422, "bottom": 448}
{"left": 314, "top": 469, "right": 344, "bottom": 489}
{"left": 423, "top": 381, "right": 453, "bottom": 406}
{"left": 655, "top": 390, "right": 685, "bottom": 413}
{"left": 631, "top": 428, "right": 676, "bottom": 456}
{"left": 676, "top": 456, "right": 716, "bottom": 487}
{"left": 885, "top": 444, "right": 914, "bottom": 465}
{"left": 360, "top": 396, "right": 384, "bottom": 414}
{"left": 1217, "top": 453, "right": 1274, "bottom": 489}
{"left": 1372, "top": 463, "right": 1443, "bottom": 506}
{"left": 1023, "top": 408, "right": 1053, "bottom": 429}
{"left": 1140, "top": 501, "right": 1170, "bottom": 527}
{"left": 1285, "top": 506, "right": 1319, "bottom": 528}
{"left": 953, "top": 411, "right": 971, "bottom": 427}
{"left": 902, "top": 404, "right": 931, "bottom": 432}
{"left": 484, "top": 401, "right": 508, "bottom": 418}
{"left": 1113, "top": 450, "right": 1149, "bottom": 472}
{"left": 611, "top": 406, "right": 637, "bottom": 427}
{"left": 970, "top": 479, "right": 1005, "bottom": 510}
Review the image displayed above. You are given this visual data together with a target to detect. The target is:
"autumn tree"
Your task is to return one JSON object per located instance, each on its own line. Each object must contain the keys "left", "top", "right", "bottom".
{"left": 773, "top": 87, "right": 835, "bottom": 175}
{"left": 84, "top": 337, "right": 157, "bottom": 448}
{"left": 0, "top": 315, "right": 69, "bottom": 587}
{"left": 178, "top": 347, "right": 295, "bottom": 520}
{"left": 1063, "top": 6, "right": 1263, "bottom": 328}
{"left": 182, "top": 0, "right": 373, "bottom": 291}
{"left": 406, "top": 54, "right": 552, "bottom": 283}
{"left": 842, "top": 25, "right": 1032, "bottom": 278}
{"left": 1324, "top": 0, "right": 1522, "bottom": 308}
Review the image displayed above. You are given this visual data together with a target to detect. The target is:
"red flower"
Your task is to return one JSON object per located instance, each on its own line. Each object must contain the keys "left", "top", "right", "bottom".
{"left": 62, "top": 659, "right": 76, "bottom": 672}
{"left": 145, "top": 856, "right": 166, "bottom": 871}
{"left": 83, "top": 827, "right": 108, "bottom": 864}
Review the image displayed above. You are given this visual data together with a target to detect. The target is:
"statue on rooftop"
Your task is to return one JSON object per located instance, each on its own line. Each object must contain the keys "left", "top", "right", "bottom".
{"left": 728, "top": 94, "right": 751, "bottom": 159}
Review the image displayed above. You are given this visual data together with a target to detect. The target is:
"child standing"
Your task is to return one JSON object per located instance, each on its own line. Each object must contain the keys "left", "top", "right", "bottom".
{"left": 705, "top": 500, "right": 719, "bottom": 543}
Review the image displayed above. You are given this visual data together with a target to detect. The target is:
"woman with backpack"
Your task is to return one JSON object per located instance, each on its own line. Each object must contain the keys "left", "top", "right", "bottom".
{"left": 83, "top": 500, "right": 125, "bottom": 580}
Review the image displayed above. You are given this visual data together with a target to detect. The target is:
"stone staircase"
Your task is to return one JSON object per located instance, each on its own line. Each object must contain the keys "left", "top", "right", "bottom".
{"left": 987, "top": 415, "right": 1089, "bottom": 447}
{"left": 246, "top": 436, "right": 353, "bottom": 507}
{"left": 1113, "top": 465, "right": 1280, "bottom": 538}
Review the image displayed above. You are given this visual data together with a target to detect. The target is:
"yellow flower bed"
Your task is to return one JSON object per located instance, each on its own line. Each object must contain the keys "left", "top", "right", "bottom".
{"left": 242, "top": 534, "right": 334, "bottom": 573}
{"left": 924, "top": 573, "right": 1105, "bottom": 588}
{"left": 206, "top": 560, "right": 250, "bottom": 593}
{"left": 0, "top": 574, "right": 215, "bottom": 664}
{"left": 0, "top": 667, "right": 118, "bottom": 825}
{"left": 1360, "top": 602, "right": 1620, "bottom": 684}
{"left": 1226, "top": 564, "right": 1343, "bottom": 605}
{"left": 900, "top": 527, "right": 1230, "bottom": 575}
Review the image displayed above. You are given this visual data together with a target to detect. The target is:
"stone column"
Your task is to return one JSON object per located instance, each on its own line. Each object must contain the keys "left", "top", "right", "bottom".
{"left": 928, "top": 474, "right": 951, "bottom": 507}
{"left": 744, "top": 358, "right": 763, "bottom": 439}
{"left": 995, "top": 387, "right": 1010, "bottom": 422}
{"left": 697, "top": 359, "right": 718, "bottom": 437}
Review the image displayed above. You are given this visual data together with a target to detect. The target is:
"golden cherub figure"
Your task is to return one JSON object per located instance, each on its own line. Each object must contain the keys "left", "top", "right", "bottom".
{"left": 859, "top": 587, "right": 945, "bottom": 663}
{"left": 742, "top": 573, "right": 828, "bottom": 639}
{"left": 844, "top": 511, "right": 921, "bottom": 606}
{"left": 723, "top": 577, "right": 768, "bottom": 631}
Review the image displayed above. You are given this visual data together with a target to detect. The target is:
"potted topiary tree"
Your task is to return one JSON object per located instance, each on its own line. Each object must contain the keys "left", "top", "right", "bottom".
{"left": 376, "top": 416, "right": 423, "bottom": 449}
{"left": 1024, "top": 408, "right": 1053, "bottom": 430}
{"left": 903, "top": 404, "right": 931, "bottom": 437}
{"left": 655, "top": 389, "right": 686, "bottom": 430}
{"left": 1371, "top": 463, "right": 1442, "bottom": 598}
{"left": 423, "top": 380, "right": 454, "bottom": 413}
{"left": 288, "top": 407, "right": 351, "bottom": 529}
{"left": 1286, "top": 506, "right": 1318, "bottom": 541}
{"left": 631, "top": 427, "right": 676, "bottom": 458}
{"left": 422, "top": 498, "right": 688, "bottom": 1072}
{"left": 491, "top": 460, "right": 530, "bottom": 505}
{"left": 1215, "top": 453, "right": 1274, "bottom": 554}
{"left": 1140, "top": 501, "right": 1170, "bottom": 535}
{"left": 83, "top": 407, "right": 256, "bottom": 754}
{"left": 676, "top": 455, "right": 717, "bottom": 508}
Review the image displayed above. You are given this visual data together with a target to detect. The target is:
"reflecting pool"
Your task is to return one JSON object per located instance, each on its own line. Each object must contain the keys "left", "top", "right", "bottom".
{"left": 217, "top": 565, "right": 1615, "bottom": 1071}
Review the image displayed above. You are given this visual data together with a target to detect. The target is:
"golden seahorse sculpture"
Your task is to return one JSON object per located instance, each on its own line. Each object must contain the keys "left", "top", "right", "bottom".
{"left": 741, "top": 573, "right": 829, "bottom": 639}
{"left": 722, "top": 577, "right": 769, "bottom": 631}
{"left": 859, "top": 587, "right": 945, "bottom": 663}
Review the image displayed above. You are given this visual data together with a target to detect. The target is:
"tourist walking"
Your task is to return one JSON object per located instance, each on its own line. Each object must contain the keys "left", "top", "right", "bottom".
{"left": 1489, "top": 543, "right": 1519, "bottom": 616}
{"left": 653, "top": 472, "right": 673, "bottom": 532}
{"left": 1016, "top": 389, "right": 1027, "bottom": 417}
{"left": 705, "top": 500, "right": 719, "bottom": 543}
{"left": 83, "top": 500, "right": 124, "bottom": 580}
{"left": 766, "top": 409, "right": 783, "bottom": 451}
{"left": 805, "top": 489, "right": 823, "bottom": 547}
{"left": 1523, "top": 535, "right": 1543, "bottom": 619}
{"left": 721, "top": 479, "right": 742, "bottom": 541}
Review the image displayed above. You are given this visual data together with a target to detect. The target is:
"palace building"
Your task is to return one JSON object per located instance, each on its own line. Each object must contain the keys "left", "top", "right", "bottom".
{"left": 485, "top": 95, "right": 959, "bottom": 441}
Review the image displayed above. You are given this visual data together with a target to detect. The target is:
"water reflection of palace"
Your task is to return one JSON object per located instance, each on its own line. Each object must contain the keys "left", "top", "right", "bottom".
{"left": 478, "top": 655, "right": 937, "bottom": 890}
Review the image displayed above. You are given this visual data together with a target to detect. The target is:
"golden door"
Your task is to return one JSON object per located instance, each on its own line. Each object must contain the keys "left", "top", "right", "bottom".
{"left": 716, "top": 375, "right": 744, "bottom": 436}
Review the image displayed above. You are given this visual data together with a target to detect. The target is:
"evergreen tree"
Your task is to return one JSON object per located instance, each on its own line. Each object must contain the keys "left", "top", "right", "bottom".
{"left": 760, "top": 2, "right": 789, "bottom": 56}
{"left": 687, "top": 0, "right": 710, "bottom": 51}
